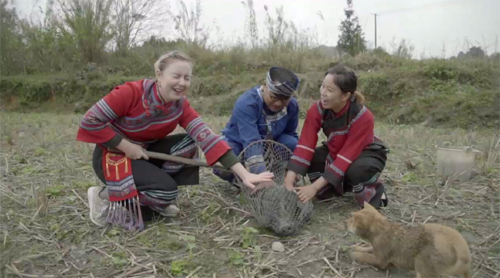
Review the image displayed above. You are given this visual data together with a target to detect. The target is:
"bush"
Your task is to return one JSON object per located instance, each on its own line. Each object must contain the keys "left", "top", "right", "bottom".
{"left": 1, "top": 52, "right": 498, "bottom": 130}
{"left": 2, "top": 59, "right": 498, "bottom": 130}
{"left": 418, "top": 59, "right": 498, "bottom": 87}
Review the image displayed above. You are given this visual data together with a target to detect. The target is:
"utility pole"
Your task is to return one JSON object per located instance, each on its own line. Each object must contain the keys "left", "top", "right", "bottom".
{"left": 373, "top": 13, "right": 377, "bottom": 49}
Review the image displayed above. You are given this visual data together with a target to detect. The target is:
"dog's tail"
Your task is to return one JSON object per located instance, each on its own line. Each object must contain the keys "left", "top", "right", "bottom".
{"left": 446, "top": 244, "right": 471, "bottom": 278}
{"left": 445, "top": 257, "right": 471, "bottom": 278}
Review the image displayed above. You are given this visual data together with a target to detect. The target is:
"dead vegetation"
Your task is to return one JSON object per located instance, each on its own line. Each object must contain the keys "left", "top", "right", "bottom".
{"left": 0, "top": 112, "right": 499, "bottom": 278}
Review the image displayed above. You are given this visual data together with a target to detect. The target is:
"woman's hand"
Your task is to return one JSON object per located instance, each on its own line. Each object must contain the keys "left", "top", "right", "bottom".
{"left": 283, "top": 171, "right": 297, "bottom": 192}
{"left": 250, "top": 180, "right": 276, "bottom": 194}
{"left": 116, "top": 139, "right": 149, "bottom": 160}
{"left": 230, "top": 163, "right": 274, "bottom": 190}
{"left": 296, "top": 177, "right": 329, "bottom": 203}
{"left": 296, "top": 184, "right": 319, "bottom": 203}
{"left": 255, "top": 180, "right": 276, "bottom": 190}
{"left": 242, "top": 172, "right": 275, "bottom": 190}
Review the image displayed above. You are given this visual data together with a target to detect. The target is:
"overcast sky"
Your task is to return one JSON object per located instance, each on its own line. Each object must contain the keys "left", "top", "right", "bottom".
{"left": 13, "top": 0, "right": 500, "bottom": 59}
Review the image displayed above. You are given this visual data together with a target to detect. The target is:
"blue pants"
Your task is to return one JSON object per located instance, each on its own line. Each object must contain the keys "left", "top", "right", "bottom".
{"left": 213, "top": 134, "right": 298, "bottom": 184}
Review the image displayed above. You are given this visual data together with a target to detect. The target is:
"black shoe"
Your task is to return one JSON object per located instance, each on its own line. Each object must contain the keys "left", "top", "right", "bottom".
{"left": 369, "top": 184, "right": 388, "bottom": 209}
{"left": 380, "top": 189, "right": 388, "bottom": 207}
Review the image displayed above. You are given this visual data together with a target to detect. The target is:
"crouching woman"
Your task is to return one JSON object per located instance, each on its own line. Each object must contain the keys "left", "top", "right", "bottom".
{"left": 283, "top": 65, "right": 389, "bottom": 209}
{"left": 76, "top": 51, "right": 273, "bottom": 230}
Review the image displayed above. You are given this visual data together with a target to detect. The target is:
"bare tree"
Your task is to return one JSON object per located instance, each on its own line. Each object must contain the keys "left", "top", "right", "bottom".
{"left": 263, "top": 5, "right": 288, "bottom": 47}
{"left": 168, "top": 0, "right": 209, "bottom": 46}
{"left": 112, "top": 0, "right": 169, "bottom": 53}
{"left": 241, "top": 0, "right": 258, "bottom": 48}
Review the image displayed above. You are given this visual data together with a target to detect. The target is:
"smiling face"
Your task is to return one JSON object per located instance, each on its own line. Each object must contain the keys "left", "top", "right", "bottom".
{"left": 262, "top": 84, "right": 291, "bottom": 112}
{"left": 156, "top": 59, "right": 192, "bottom": 102}
{"left": 320, "top": 74, "right": 351, "bottom": 112}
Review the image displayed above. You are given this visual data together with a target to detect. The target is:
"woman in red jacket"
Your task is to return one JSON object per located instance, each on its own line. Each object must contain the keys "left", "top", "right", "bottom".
{"left": 284, "top": 65, "right": 389, "bottom": 209}
{"left": 77, "top": 51, "right": 274, "bottom": 230}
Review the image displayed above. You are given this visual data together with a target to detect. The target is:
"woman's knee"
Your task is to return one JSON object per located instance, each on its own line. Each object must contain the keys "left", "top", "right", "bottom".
{"left": 148, "top": 133, "right": 194, "bottom": 155}
{"left": 131, "top": 159, "right": 179, "bottom": 191}
{"left": 346, "top": 163, "right": 379, "bottom": 182}
{"left": 148, "top": 134, "right": 198, "bottom": 168}
{"left": 309, "top": 145, "right": 329, "bottom": 167}
{"left": 345, "top": 158, "right": 384, "bottom": 188}
{"left": 276, "top": 134, "right": 298, "bottom": 151}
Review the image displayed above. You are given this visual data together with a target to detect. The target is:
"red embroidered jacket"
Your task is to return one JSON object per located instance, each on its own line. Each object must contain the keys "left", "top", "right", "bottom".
{"left": 76, "top": 79, "right": 231, "bottom": 166}
{"left": 287, "top": 100, "right": 385, "bottom": 186}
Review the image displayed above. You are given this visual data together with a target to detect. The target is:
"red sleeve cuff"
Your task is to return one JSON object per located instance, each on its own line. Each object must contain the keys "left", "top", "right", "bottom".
{"left": 322, "top": 162, "right": 345, "bottom": 186}
{"left": 287, "top": 155, "right": 311, "bottom": 176}
{"left": 203, "top": 139, "right": 232, "bottom": 166}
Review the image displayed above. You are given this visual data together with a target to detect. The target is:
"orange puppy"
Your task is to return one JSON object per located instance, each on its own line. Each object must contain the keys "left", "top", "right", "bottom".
{"left": 346, "top": 202, "right": 471, "bottom": 278}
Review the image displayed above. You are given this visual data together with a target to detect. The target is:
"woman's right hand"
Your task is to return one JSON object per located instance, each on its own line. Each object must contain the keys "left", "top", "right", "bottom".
{"left": 117, "top": 139, "right": 149, "bottom": 160}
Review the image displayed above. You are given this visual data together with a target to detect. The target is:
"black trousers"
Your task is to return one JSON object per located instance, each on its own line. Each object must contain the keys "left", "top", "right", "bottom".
{"left": 307, "top": 142, "right": 387, "bottom": 200}
{"left": 92, "top": 133, "right": 199, "bottom": 220}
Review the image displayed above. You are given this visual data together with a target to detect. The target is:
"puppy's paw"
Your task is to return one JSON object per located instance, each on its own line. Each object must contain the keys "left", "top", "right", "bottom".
{"left": 351, "top": 245, "right": 362, "bottom": 252}
{"left": 351, "top": 244, "right": 373, "bottom": 253}
{"left": 350, "top": 251, "right": 364, "bottom": 261}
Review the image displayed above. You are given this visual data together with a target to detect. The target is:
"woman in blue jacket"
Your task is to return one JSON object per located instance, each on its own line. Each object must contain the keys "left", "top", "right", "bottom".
{"left": 214, "top": 67, "right": 300, "bottom": 187}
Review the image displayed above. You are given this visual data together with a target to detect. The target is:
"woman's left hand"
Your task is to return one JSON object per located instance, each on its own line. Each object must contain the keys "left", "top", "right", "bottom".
{"left": 296, "top": 184, "right": 319, "bottom": 203}
{"left": 241, "top": 172, "right": 275, "bottom": 190}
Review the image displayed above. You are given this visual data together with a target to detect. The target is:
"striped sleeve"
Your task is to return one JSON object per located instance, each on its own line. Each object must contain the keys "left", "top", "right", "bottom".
{"left": 323, "top": 106, "right": 374, "bottom": 186}
{"left": 286, "top": 102, "right": 322, "bottom": 175}
{"left": 179, "top": 98, "right": 231, "bottom": 166}
{"left": 76, "top": 84, "right": 135, "bottom": 146}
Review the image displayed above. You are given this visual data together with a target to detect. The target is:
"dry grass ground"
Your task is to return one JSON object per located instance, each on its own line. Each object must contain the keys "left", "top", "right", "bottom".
{"left": 1, "top": 112, "right": 499, "bottom": 278}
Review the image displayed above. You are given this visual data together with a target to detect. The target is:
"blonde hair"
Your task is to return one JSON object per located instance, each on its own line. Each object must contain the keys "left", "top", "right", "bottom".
{"left": 154, "top": 50, "right": 193, "bottom": 73}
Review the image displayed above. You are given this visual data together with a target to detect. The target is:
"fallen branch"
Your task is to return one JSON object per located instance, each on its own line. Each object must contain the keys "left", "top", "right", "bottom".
{"left": 186, "top": 266, "right": 202, "bottom": 278}
{"left": 323, "top": 257, "right": 345, "bottom": 278}
{"left": 72, "top": 189, "right": 89, "bottom": 208}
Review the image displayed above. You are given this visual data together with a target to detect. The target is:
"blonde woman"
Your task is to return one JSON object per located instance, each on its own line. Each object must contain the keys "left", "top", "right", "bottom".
{"left": 77, "top": 51, "right": 274, "bottom": 230}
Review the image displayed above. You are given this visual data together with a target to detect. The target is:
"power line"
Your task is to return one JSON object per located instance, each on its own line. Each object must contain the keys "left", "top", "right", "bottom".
{"left": 362, "top": 0, "right": 479, "bottom": 50}
{"left": 375, "top": 0, "right": 476, "bottom": 16}
{"left": 355, "top": 0, "right": 476, "bottom": 19}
